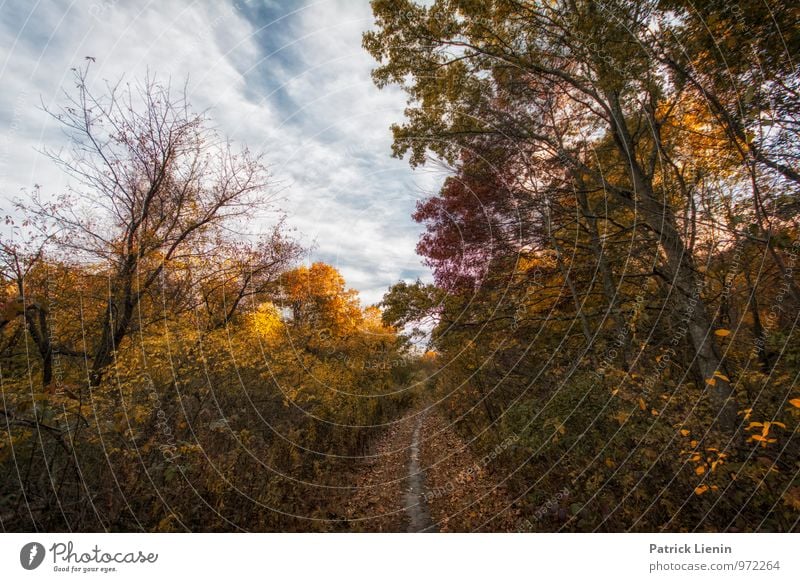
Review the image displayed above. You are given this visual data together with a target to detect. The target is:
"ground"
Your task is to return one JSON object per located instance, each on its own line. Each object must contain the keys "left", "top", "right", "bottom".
{"left": 344, "top": 410, "right": 521, "bottom": 532}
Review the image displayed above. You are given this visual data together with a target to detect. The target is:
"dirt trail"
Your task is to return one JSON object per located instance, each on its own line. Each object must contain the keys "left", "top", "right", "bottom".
{"left": 417, "top": 412, "right": 520, "bottom": 532}
{"left": 345, "top": 410, "right": 518, "bottom": 532}
{"left": 402, "top": 413, "right": 437, "bottom": 532}
{"left": 343, "top": 414, "right": 414, "bottom": 531}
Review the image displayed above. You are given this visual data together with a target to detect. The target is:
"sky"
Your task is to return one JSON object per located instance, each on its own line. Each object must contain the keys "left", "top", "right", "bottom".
{"left": 0, "top": 0, "right": 443, "bottom": 306}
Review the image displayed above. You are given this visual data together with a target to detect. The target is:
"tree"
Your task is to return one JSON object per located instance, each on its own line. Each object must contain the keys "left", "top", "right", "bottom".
{"left": 364, "top": 0, "right": 740, "bottom": 430}
{"left": 280, "top": 262, "right": 363, "bottom": 335}
{"left": 30, "top": 65, "right": 291, "bottom": 387}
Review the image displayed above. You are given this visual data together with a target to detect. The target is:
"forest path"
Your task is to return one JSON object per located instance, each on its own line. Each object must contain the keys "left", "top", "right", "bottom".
{"left": 402, "top": 412, "right": 437, "bottom": 532}
{"left": 416, "top": 412, "right": 520, "bottom": 532}
{"left": 345, "top": 409, "right": 519, "bottom": 532}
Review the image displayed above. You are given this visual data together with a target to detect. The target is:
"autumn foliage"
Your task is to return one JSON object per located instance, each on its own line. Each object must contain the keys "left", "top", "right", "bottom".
{"left": 0, "top": 69, "right": 416, "bottom": 531}
{"left": 371, "top": 0, "right": 800, "bottom": 531}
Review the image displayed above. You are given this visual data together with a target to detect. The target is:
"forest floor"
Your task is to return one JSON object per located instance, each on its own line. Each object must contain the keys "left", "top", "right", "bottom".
{"left": 344, "top": 410, "right": 521, "bottom": 532}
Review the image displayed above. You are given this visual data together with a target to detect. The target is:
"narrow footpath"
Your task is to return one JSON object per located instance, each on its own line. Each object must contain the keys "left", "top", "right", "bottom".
{"left": 345, "top": 410, "right": 519, "bottom": 532}
{"left": 402, "top": 413, "right": 437, "bottom": 532}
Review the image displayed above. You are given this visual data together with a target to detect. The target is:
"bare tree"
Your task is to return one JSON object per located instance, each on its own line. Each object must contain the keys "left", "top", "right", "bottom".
{"left": 31, "top": 65, "right": 287, "bottom": 386}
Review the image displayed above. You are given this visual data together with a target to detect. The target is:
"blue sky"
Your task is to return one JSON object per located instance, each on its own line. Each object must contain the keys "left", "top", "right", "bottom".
{"left": 0, "top": 0, "right": 443, "bottom": 305}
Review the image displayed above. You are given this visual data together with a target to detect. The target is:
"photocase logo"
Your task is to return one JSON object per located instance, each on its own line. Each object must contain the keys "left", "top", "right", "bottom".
{"left": 20, "top": 542, "right": 46, "bottom": 570}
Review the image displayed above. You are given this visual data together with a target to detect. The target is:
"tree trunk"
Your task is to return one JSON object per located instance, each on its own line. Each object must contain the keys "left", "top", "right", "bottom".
{"left": 575, "top": 187, "right": 629, "bottom": 368}
{"left": 90, "top": 293, "right": 135, "bottom": 387}
{"left": 24, "top": 305, "right": 52, "bottom": 389}
{"left": 744, "top": 269, "right": 773, "bottom": 371}
{"left": 604, "top": 90, "right": 737, "bottom": 432}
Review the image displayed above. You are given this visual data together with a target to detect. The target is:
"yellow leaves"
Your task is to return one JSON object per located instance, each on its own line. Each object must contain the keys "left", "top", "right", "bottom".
{"left": 250, "top": 302, "right": 283, "bottom": 342}
{"left": 788, "top": 398, "right": 800, "bottom": 409}
{"left": 695, "top": 465, "right": 705, "bottom": 475}
{"left": 714, "top": 329, "right": 731, "bottom": 337}
{"left": 679, "top": 429, "right": 690, "bottom": 437}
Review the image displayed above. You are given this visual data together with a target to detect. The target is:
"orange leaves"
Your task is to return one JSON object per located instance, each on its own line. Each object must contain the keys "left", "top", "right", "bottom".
{"left": 746, "top": 421, "right": 785, "bottom": 448}
{"left": 421, "top": 350, "right": 438, "bottom": 362}
{"left": 788, "top": 398, "right": 800, "bottom": 409}
{"left": 705, "top": 370, "right": 730, "bottom": 387}
{"left": 692, "top": 448, "right": 727, "bottom": 496}
{"left": 281, "top": 262, "right": 364, "bottom": 333}
{"left": 714, "top": 329, "right": 731, "bottom": 338}
{"left": 680, "top": 427, "right": 728, "bottom": 487}
{"left": 694, "top": 484, "right": 719, "bottom": 496}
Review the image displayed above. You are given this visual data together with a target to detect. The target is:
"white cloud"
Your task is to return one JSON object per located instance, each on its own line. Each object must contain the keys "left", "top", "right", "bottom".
{"left": 0, "top": 0, "right": 442, "bottom": 306}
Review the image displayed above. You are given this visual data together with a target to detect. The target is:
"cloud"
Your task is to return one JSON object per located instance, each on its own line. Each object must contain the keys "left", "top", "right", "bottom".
{"left": 0, "top": 0, "right": 442, "bottom": 306}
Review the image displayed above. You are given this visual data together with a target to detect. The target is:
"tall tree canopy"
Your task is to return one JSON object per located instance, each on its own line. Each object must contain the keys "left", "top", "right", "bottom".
{"left": 369, "top": 0, "right": 800, "bottom": 530}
